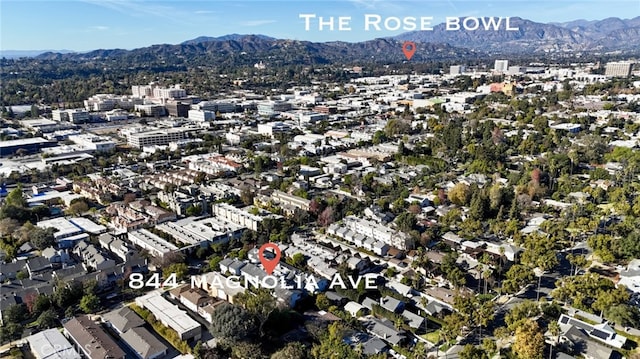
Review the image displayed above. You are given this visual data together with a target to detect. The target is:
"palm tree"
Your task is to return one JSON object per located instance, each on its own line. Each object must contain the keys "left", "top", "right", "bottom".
{"left": 548, "top": 321, "right": 561, "bottom": 359}
{"left": 482, "top": 267, "right": 493, "bottom": 295}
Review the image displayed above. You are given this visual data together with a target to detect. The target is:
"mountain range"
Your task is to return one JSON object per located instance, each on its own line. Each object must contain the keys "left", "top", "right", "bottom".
{"left": 394, "top": 16, "right": 640, "bottom": 53}
{"left": 3, "top": 16, "right": 639, "bottom": 62}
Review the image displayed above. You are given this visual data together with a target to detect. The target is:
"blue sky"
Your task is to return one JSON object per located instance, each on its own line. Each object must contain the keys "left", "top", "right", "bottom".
{"left": 1, "top": 0, "right": 639, "bottom": 51}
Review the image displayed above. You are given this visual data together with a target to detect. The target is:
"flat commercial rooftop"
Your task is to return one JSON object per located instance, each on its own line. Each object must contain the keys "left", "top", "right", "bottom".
{"left": 135, "top": 291, "right": 200, "bottom": 336}
{"left": 26, "top": 328, "right": 82, "bottom": 359}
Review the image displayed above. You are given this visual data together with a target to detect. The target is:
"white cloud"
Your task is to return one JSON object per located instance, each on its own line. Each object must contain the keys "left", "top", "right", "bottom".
{"left": 240, "top": 20, "right": 277, "bottom": 27}
{"left": 90, "top": 25, "right": 109, "bottom": 31}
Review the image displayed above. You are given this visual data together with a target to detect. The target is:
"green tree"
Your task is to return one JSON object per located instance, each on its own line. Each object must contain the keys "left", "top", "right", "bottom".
{"left": 315, "top": 294, "right": 330, "bottom": 311}
{"left": 311, "top": 322, "right": 360, "bottom": 359}
{"left": 30, "top": 227, "right": 56, "bottom": 250}
{"left": 231, "top": 342, "right": 264, "bottom": 359}
{"left": 506, "top": 300, "right": 541, "bottom": 332}
{"left": 271, "top": 342, "right": 308, "bottom": 359}
{"left": 208, "top": 255, "right": 223, "bottom": 271}
{"left": 164, "top": 263, "right": 189, "bottom": 281}
{"left": 209, "top": 303, "right": 258, "bottom": 343}
{"left": 37, "top": 308, "right": 58, "bottom": 329}
{"left": 3, "top": 304, "right": 26, "bottom": 323}
{"left": 66, "top": 199, "right": 89, "bottom": 216}
{"left": 236, "top": 289, "right": 277, "bottom": 336}
{"left": 448, "top": 183, "right": 470, "bottom": 206}
{"left": 512, "top": 319, "right": 544, "bottom": 359}
{"left": 80, "top": 293, "right": 100, "bottom": 313}
{"left": 186, "top": 204, "right": 203, "bottom": 216}
{"left": 459, "top": 344, "right": 487, "bottom": 359}
{"left": 5, "top": 185, "right": 27, "bottom": 208}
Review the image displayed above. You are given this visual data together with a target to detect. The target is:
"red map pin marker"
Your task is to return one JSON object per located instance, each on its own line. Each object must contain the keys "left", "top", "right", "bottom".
{"left": 402, "top": 41, "right": 416, "bottom": 60}
{"left": 258, "top": 243, "right": 281, "bottom": 275}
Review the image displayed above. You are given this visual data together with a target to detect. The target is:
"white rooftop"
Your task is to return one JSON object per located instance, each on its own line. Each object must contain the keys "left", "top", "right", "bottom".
{"left": 136, "top": 291, "right": 200, "bottom": 335}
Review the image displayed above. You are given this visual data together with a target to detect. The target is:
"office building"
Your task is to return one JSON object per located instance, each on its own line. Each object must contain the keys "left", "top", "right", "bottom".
{"left": 134, "top": 104, "right": 166, "bottom": 117}
{"left": 126, "top": 128, "right": 186, "bottom": 148}
{"left": 153, "top": 86, "right": 186, "bottom": 100}
{"left": 257, "top": 101, "right": 291, "bottom": 116}
{"left": 166, "top": 101, "right": 191, "bottom": 117}
{"left": 132, "top": 85, "right": 154, "bottom": 98}
{"left": 494, "top": 60, "right": 509, "bottom": 73}
{"left": 68, "top": 134, "right": 116, "bottom": 152}
{"left": 188, "top": 109, "right": 216, "bottom": 122}
{"left": 52, "top": 109, "right": 90, "bottom": 124}
{"left": 449, "top": 65, "right": 465, "bottom": 75}
{"left": 605, "top": 62, "right": 633, "bottom": 78}
{"left": 257, "top": 122, "right": 292, "bottom": 137}
{"left": 193, "top": 101, "right": 237, "bottom": 113}
{"left": 0, "top": 137, "right": 54, "bottom": 157}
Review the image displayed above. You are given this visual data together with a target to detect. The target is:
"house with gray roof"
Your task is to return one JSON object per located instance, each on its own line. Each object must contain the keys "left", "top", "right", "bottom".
{"left": 558, "top": 314, "right": 626, "bottom": 349}
{"left": 362, "top": 337, "right": 388, "bottom": 355}
{"left": 379, "top": 296, "right": 404, "bottom": 313}
{"left": 240, "top": 263, "right": 267, "bottom": 282}
{"left": 103, "top": 306, "right": 145, "bottom": 334}
{"left": 0, "top": 259, "right": 27, "bottom": 281}
{"left": 26, "top": 256, "right": 52, "bottom": 277}
{"left": 562, "top": 325, "right": 614, "bottom": 359}
{"left": 364, "top": 318, "right": 406, "bottom": 346}
{"left": 344, "top": 301, "right": 366, "bottom": 317}
{"left": 121, "top": 327, "right": 168, "bottom": 359}
{"left": 401, "top": 309, "right": 425, "bottom": 329}
{"left": 619, "top": 258, "right": 640, "bottom": 293}
{"left": 361, "top": 297, "right": 377, "bottom": 310}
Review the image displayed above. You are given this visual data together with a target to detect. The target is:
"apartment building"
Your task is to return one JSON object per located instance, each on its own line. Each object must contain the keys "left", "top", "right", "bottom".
{"left": 336, "top": 215, "right": 413, "bottom": 250}
{"left": 135, "top": 291, "right": 201, "bottom": 342}
{"left": 211, "top": 203, "right": 263, "bottom": 231}
{"left": 127, "top": 229, "right": 179, "bottom": 259}
{"left": 271, "top": 190, "right": 311, "bottom": 212}
{"left": 63, "top": 315, "right": 126, "bottom": 359}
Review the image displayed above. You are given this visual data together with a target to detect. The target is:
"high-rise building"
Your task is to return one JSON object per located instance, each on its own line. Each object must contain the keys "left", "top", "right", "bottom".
{"left": 605, "top": 62, "right": 633, "bottom": 78}
{"left": 494, "top": 60, "right": 509, "bottom": 73}
{"left": 450, "top": 65, "right": 465, "bottom": 75}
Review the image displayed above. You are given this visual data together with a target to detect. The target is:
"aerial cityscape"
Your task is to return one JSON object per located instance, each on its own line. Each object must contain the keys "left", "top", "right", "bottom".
{"left": 1, "top": 1, "right": 640, "bottom": 359}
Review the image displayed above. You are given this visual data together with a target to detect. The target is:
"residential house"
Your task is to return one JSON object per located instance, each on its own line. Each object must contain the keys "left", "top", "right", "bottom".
{"left": 379, "top": 296, "right": 404, "bottom": 313}
{"left": 364, "top": 318, "right": 406, "bottom": 346}
{"left": 401, "top": 310, "right": 425, "bottom": 329}
{"left": 558, "top": 314, "right": 626, "bottom": 349}
{"left": 63, "top": 315, "right": 126, "bottom": 359}
{"left": 619, "top": 258, "right": 640, "bottom": 293}
{"left": 193, "top": 271, "right": 246, "bottom": 304}
{"left": 73, "top": 241, "right": 116, "bottom": 271}
{"left": 26, "top": 257, "right": 52, "bottom": 277}
{"left": 102, "top": 307, "right": 168, "bottom": 359}
{"left": 103, "top": 307, "right": 145, "bottom": 334}
{"left": 121, "top": 327, "right": 168, "bottom": 359}
{"left": 344, "top": 301, "right": 366, "bottom": 317}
